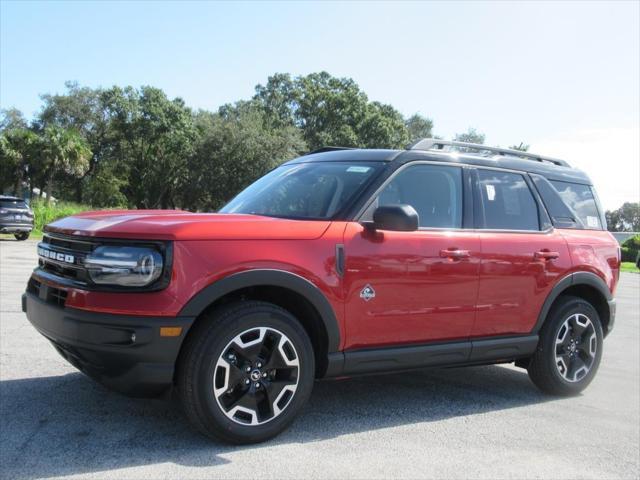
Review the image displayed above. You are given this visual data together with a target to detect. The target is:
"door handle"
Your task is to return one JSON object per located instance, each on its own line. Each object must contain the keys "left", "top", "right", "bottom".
{"left": 440, "top": 248, "right": 470, "bottom": 259}
{"left": 534, "top": 250, "right": 560, "bottom": 260}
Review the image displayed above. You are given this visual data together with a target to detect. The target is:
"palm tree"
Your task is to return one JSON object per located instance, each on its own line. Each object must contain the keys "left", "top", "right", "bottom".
{"left": 40, "top": 126, "right": 91, "bottom": 204}
{"left": 0, "top": 129, "right": 40, "bottom": 196}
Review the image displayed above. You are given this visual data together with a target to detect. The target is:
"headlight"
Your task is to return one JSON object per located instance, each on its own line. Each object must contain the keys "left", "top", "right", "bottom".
{"left": 84, "top": 246, "right": 164, "bottom": 287}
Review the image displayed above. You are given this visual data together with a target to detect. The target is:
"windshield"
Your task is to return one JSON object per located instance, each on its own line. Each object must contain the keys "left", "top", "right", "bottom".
{"left": 220, "top": 162, "right": 383, "bottom": 220}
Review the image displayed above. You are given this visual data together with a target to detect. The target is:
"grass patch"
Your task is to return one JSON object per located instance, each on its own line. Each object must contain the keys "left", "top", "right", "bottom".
{"left": 621, "top": 262, "right": 640, "bottom": 274}
{"left": 30, "top": 199, "right": 93, "bottom": 236}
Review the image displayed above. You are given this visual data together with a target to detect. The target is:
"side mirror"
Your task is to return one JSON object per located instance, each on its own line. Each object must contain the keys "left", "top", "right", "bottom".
{"left": 365, "top": 204, "right": 419, "bottom": 232}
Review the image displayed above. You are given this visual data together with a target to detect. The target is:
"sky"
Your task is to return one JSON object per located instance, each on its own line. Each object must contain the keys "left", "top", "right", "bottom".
{"left": 1, "top": 0, "right": 638, "bottom": 209}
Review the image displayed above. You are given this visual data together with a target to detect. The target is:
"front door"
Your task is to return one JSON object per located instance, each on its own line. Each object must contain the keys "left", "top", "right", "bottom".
{"left": 342, "top": 163, "right": 480, "bottom": 350}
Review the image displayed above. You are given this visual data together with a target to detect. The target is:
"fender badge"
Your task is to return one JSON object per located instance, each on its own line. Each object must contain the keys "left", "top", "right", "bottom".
{"left": 360, "top": 284, "right": 376, "bottom": 302}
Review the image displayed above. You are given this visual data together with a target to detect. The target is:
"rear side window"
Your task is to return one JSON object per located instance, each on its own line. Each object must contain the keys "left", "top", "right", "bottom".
{"left": 478, "top": 170, "right": 539, "bottom": 231}
{"left": 549, "top": 181, "right": 602, "bottom": 229}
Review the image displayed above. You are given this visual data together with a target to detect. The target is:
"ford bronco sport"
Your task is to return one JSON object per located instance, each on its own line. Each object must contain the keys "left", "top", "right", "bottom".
{"left": 23, "top": 139, "right": 619, "bottom": 444}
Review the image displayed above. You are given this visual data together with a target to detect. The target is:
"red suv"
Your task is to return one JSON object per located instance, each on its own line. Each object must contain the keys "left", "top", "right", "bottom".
{"left": 23, "top": 139, "right": 619, "bottom": 444}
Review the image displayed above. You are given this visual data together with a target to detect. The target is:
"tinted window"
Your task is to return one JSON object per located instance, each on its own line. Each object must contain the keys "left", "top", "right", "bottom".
{"left": 372, "top": 164, "right": 463, "bottom": 228}
{"left": 0, "top": 199, "right": 27, "bottom": 209}
{"left": 221, "top": 162, "right": 382, "bottom": 220}
{"left": 531, "top": 175, "right": 583, "bottom": 228}
{"left": 549, "top": 180, "right": 602, "bottom": 229}
{"left": 478, "top": 170, "right": 539, "bottom": 231}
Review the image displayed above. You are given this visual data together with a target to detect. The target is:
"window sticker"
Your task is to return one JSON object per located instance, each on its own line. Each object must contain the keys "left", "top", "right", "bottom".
{"left": 346, "top": 166, "right": 371, "bottom": 173}
{"left": 586, "top": 216, "right": 599, "bottom": 228}
{"left": 486, "top": 184, "right": 496, "bottom": 201}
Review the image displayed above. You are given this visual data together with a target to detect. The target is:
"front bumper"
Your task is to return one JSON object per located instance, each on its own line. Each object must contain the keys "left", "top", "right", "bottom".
{"left": 22, "top": 290, "right": 194, "bottom": 397}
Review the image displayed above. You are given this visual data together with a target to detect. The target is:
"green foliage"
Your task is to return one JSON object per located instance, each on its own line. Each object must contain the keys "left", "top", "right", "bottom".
{"left": 187, "top": 103, "right": 306, "bottom": 210}
{"left": 254, "top": 72, "right": 409, "bottom": 150}
{"left": 620, "top": 262, "right": 639, "bottom": 273}
{"left": 606, "top": 202, "right": 640, "bottom": 232}
{"left": 621, "top": 235, "right": 640, "bottom": 263}
{"left": 454, "top": 128, "right": 485, "bottom": 144}
{"left": 405, "top": 114, "right": 434, "bottom": 145}
{"left": 40, "top": 126, "right": 91, "bottom": 203}
{"left": 30, "top": 198, "right": 92, "bottom": 235}
{"left": 2, "top": 73, "right": 547, "bottom": 213}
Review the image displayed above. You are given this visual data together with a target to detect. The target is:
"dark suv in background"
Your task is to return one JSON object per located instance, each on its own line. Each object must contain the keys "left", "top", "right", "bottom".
{"left": 0, "top": 196, "right": 33, "bottom": 240}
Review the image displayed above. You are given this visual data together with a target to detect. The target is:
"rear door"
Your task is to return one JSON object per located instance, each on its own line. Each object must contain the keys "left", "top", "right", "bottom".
{"left": 472, "top": 168, "right": 571, "bottom": 337}
{"left": 342, "top": 163, "right": 480, "bottom": 350}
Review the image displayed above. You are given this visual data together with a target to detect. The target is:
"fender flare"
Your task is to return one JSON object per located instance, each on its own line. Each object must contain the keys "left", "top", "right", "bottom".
{"left": 532, "top": 271, "right": 612, "bottom": 333}
{"left": 179, "top": 269, "right": 341, "bottom": 353}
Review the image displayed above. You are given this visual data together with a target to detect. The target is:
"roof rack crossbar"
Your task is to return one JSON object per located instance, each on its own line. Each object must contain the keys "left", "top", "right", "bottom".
{"left": 408, "top": 138, "right": 569, "bottom": 167}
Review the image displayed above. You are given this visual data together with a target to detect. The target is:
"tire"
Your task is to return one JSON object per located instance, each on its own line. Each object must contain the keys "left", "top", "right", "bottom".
{"left": 176, "top": 301, "right": 315, "bottom": 444}
{"left": 14, "top": 232, "right": 30, "bottom": 241}
{"left": 528, "top": 295, "right": 603, "bottom": 396}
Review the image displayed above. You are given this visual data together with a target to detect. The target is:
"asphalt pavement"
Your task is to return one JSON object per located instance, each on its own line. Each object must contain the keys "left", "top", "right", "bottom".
{"left": 1, "top": 238, "right": 638, "bottom": 479}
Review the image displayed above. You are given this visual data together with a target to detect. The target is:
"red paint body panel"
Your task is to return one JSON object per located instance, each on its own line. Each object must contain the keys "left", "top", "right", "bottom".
{"left": 342, "top": 223, "right": 481, "bottom": 349}
{"left": 473, "top": 230, "right": 572, "bottom": 337}
{"left": 46, "top": 211, "right": 331, "bottom": 241}
{"left": 559, "top": 229, "right": 620, "bottom": 294}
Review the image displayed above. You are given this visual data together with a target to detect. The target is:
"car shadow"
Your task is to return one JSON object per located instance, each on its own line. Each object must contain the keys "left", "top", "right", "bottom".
{"left": 0, "top": 365, "right": 550, "bottom": 479}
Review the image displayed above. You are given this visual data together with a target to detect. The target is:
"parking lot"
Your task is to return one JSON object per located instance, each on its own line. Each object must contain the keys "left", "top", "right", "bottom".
{"left": 1, "top": 238, "right": 638, "bottom": 480}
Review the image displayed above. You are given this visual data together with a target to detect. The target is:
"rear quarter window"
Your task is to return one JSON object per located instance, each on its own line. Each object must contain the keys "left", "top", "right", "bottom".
{"left": 549, "top": 180, "right": 603, "bottom": 230}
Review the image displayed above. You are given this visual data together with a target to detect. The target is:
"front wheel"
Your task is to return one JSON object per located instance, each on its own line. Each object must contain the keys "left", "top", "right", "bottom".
{"left": 528, "top": 296, "right": 603, "bottom": 396}
{"left": 177, "top": 301, "right": 315, "bottom": 444}
{"left": 14, "top": 232, "right": 30, "bottom": 241}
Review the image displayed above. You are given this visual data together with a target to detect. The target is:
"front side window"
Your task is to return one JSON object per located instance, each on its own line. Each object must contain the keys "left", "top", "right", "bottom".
{"left": 220, "top": 162, "right": 382, "bottom": 220}
{"left": 478, "top": 170, "right": 539, "bottom": 231}
{"left": 549, "top": 180, "right": 603, "bottom": 229}
{"left": 367, "top": 164, "right": 463, "bottom": 228}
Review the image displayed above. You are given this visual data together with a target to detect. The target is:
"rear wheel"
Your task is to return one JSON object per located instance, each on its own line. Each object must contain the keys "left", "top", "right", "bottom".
{"left": 528, "top": 296, "right": 603, "bottom": 396}
{"left": 14, "top": 232, "right": 29, "bottom": 241}
{"left": 177, "top": 301, "right": 315, "bottom": 444}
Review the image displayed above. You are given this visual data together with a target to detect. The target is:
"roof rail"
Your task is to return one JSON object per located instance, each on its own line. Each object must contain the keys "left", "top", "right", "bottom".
{"left": 408, "top": 138, "right": 569, "bottom": 167}
{"left": 305, "top": 146, "right": 356, "bottom": 155}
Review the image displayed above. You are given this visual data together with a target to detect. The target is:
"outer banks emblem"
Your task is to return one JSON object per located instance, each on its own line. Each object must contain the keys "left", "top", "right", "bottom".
{"left": 360, "top": 284, "right": 376, "bottom": 301}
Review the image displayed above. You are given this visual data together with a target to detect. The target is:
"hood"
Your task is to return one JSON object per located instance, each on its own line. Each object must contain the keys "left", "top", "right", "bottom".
{"left": 44, "top": 210, "right": 332, "bottom": 241}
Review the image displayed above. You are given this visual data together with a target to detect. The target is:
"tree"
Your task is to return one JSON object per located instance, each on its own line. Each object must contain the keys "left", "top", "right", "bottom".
{"left": 37, "top": 81, "right": 110, "bottom": 202}
{"left": 405, "top": 114, "right": 434, "bottom": 145}
{"left": 0, "top": 108, "right": 28, "bottom": 131}
{"left": 40, "top": 126, "right": 91, "bottom": 204}
{"left": 0, "top": 129, "right": 39, "bottom": 196}
{"left": 606, "top": 202, "right": 640, "bottom": 232}
{"left": 100, "top": 86, "right": 198, "bottom": 209}
{"left": 254, "top": 72, "right": 409, "bottom": 150}
{"left": 454, "top": 128, "right": 485, "bottom": 144}
{"left": 187, "top": 102, "right": 306, "bottom": 210}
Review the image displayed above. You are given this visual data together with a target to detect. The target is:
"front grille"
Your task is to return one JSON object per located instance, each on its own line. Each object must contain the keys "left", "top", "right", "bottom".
{"left": 38, "top": 233, "right": 97, "bottom": 285}
{"left": 44, "top": 234, "right": 94, "bottom": 253}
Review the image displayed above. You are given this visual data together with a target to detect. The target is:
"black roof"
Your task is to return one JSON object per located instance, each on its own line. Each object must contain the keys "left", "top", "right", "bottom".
{"left": 0, "top": 195, "right": 25, "bottom": 201}
{"left": 287, "top": 148, "right": 591, "bottom": 185}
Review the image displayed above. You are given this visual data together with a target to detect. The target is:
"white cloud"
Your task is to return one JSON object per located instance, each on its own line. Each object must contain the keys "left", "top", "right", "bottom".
{"left": 530, "top": 126, "right": 640, "bottom": 211}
